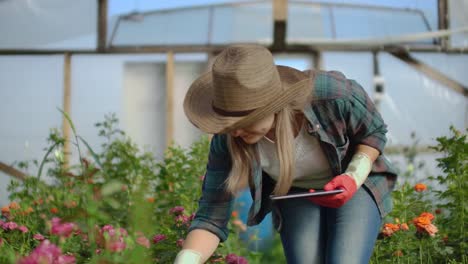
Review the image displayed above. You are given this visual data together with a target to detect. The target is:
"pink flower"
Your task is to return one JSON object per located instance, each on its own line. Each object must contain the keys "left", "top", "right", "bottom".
{"left": 101, "top": 224, "right": 114, "bottom": 232}
{"left": 152, "top": 234, "right": 167, "bottom": 244}
{"left": 101, "top": 224, "right": 116, "bottom": 237}
{"left": 108, "top": 240, "right": 126, "bottom": 252}
{"left": 2, "top": 221, "right": 18, "bottom": 230}
{"left": 170, "top": 206, "right": 185, "bottom": 215}
{"left": 225, "top": 253, "right": 248, "bottom": 264}
{"left": 34, "top": 234, "right": 45, "bottom": 241}
{"left": 18, "top": 240, "right": 76, "bottom": 264}
{"left": 176, "top": 238, "right": 184, "bottom": 248}
{"left": 51, "top": 218, "right": 76, "bottom": 238}
{"left": 18, "top": 225, "right": 29, "bottom": 233}
{"left": 50, "top": 218, "right": 77, "bottom": 237}
{"left": 56, "top": 255, "right": 76, "bottom": 264}
{"left": 175, "top": 214, "right": 191, "bottom": 227}
{"left": 136, "top": 236, "right": 150, "bottom": 248}
{"left": 119, "top": 228, "right": 128, "bottom": 237}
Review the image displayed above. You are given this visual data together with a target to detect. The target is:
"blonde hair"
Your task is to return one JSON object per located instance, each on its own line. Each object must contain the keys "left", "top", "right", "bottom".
{"left": 225, "top": 105, "right": 304, "bottom": 196}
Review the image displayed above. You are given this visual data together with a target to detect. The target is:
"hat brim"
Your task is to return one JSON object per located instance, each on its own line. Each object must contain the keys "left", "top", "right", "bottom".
{"left": 184, "top": 66, "right": 312, "bottom": 134}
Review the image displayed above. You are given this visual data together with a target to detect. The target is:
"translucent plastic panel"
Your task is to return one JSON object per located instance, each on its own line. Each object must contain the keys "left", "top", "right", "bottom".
{"left": 70, "top": 54, "right": 166, "bottom": 157}
{"left": 0, "top": 0, "right": 96, "bottom": 49}
{"left": 449, "top": 0, "right": 468, "bottom": 48}
{"left": 111, "top": 8, "right": 211, "bottom": 45}
{"left": 173, "top": 61, "right": 206, "bottom": 148}
{"left": 210, "top": 3, "right": 272, "bottom": 44}
{"left": 333, "top": 8, "right": 431, "bottom": 41}
{"left": 287, "top": 3, "right": 328, "bottom": 42}
{"left": 321, "top": 52, "right": 458, "bottom": 182}
{"left": 412, "top": 53, "right": 468, "bottom": 86}
{"left": 378, "top": 53, "right": 466, "bottom": 146}
{"left": 322, "top": 52, "right": 465, "bottom": 147}
{"left": 0, "top": 56, "right": 64, "bottom": 202}
{"left": 274, "top": 54, "right": 314, "bottom": 71}
{"left": 70, "top": 54, "right": 207, "bottom": 159}
{"left": 302, "top": 0, "right": 438, "bottom": 30}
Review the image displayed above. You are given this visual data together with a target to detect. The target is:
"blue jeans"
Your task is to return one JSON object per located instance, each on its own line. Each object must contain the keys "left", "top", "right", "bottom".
{"left": 274, "top": 187, "right": 381, "bottom": 264}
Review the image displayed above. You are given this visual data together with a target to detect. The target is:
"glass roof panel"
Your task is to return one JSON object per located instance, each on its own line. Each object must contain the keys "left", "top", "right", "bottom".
{"left": 210, "top": 2, "right": 272, "bottom": 44}
{"left": 111, "top": 7, "right": 211, "bottom": 45}
{"left": 287, "top": 4, "right": 328, "bottom": 41}
{"left": 111, "top": 2, "right": 273, "bottom": 46}
{"left": 287, "top": 1, "right": 435, "bottom": 44}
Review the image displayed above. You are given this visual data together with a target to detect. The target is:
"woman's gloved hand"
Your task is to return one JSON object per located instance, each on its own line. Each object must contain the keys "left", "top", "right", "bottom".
{"left": 308, "top": 174, "right": 357, "bottom": 208}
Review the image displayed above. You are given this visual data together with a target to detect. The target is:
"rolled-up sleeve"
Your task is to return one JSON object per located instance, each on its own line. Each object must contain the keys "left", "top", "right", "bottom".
{"left": 345, "top": 79, "right": 388, "bottom": 153}
{"left": 188, "top": 134, "right": 234, "bottom": 242}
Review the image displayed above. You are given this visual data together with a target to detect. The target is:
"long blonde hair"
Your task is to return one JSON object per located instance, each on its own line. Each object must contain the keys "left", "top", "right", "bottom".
{"left": 225, "top": 105, "right": 305, "bottom": 196}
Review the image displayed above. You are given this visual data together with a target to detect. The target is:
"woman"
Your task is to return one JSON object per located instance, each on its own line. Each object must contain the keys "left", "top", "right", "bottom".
{"left": 176, "top": 44, "right": 397, "bottom": 264}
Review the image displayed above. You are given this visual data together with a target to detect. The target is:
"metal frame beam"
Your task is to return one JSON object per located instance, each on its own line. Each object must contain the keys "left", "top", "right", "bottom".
{"left": 438, "top": 0, "right": 449, "bottom": 49}
{"left": 389, "top": 48, "right": 468, "bottom": 97}
{"left": 97, "top": 0, "right": 108, "bottom": 52}
{"left": 0, "top": 162, "right": 27, "bottom": 181}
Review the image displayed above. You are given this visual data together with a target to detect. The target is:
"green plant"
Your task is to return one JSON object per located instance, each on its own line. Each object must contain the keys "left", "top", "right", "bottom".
{"left": 0, "top": 113, "right": 261, "bottom": 263}
{"left": 372, "top": 127, "right": 467, "bottom": 263}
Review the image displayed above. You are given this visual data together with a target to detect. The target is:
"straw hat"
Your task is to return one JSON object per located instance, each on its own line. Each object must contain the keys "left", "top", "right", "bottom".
{"left": 183, "top": 44, "right": 312, "bottom": 134}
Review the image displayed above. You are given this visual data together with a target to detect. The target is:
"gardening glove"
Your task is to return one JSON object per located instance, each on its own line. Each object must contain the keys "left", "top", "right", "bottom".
{"left": 174, "top": 249, "right": 203, "bottom": 264}
{"left": 308, "top": 152, "right": 372, "bottom": 208}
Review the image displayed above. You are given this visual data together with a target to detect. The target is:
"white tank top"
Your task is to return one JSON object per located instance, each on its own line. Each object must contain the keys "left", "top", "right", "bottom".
{"left": 257, "top": 124, "right": 334, "bottom": 189}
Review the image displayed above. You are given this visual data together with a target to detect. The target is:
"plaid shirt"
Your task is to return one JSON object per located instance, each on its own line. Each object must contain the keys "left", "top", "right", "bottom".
{"left": 188, "top": 70, "right": 398, "bottom": 242}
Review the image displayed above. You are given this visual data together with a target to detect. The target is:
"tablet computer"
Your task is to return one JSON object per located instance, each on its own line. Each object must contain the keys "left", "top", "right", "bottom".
{"left": 269, "top": 189, "right": 343, "bottom": 200}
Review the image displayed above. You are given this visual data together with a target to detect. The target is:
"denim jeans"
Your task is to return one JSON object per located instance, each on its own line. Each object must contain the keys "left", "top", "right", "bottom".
{"left": 274, "top": 187, "right": 382, "bottom": 264}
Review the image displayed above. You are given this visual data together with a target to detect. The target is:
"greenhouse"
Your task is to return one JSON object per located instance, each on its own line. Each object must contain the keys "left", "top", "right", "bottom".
{"left": 0, "top": 0, "right": 467, "bottom": 263}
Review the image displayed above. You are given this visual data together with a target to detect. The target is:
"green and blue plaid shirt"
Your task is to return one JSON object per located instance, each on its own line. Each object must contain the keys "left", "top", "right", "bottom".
{"left": 188, "top": 70, "right": 398, "bottom": 242}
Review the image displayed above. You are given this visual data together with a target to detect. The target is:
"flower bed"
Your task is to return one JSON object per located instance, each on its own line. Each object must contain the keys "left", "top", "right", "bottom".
{"left": 0, "top": 114, "right": 466, "bottom": 263}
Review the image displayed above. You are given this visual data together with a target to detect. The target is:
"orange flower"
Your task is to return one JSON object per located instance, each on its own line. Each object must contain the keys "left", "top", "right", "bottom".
{"left": 413, "top": 212, "right": 438, "bottom": 237}
{"left": 423, "top": 224, "right": 438, "bottom": 237}
{"left": 393, "top": 250, "right": 404, "bottom": 257}
{"left": 400, "top": 223, "right": 409, "bottom": 231}
{"left": 9, "top": 202, "right": 20, "bottom": 210}
{"left": 1, "top": 206, "right": 9, "bottom": 215}
{"left": 231, "top": 211, "right": 239, "bottom": 218}
{"left": 146, "top": 197, "right": 155, "bottom": 203}
{"left": 382, "top": 223, "right": 400, "bottom": 237}
{"left": 414, "top": 183, "right": 427, "bottom": 192}
{"left": 419, "top": 212, "right": 434, "bottom": 221}
{"left": 50, "top": 207, "right": 59, "bottom": 214}
{"left": 413, "top": 216, "right": 431, "bottom": 227}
